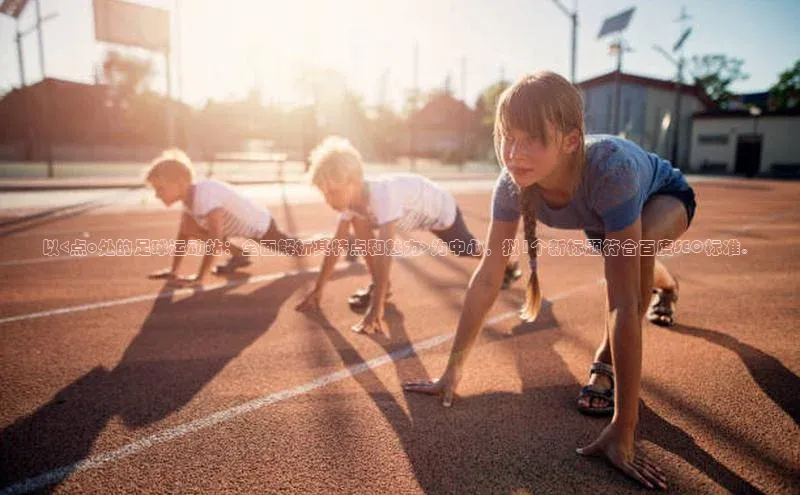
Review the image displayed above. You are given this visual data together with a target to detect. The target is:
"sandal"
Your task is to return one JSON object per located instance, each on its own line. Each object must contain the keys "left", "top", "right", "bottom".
{"left": 348, "top": 283, "right": 392, "bottom": 310}
{"left": 502, "top": 261, "right": 523, "bottom": 290}
{"left": 212, "top": 253, "right": 252, "bottom": 274}
{"left": 577, "top": 362, "right": 615, "bottom": 417}
{"left": 647, "top": 283, "right": 679, "bottom": 327}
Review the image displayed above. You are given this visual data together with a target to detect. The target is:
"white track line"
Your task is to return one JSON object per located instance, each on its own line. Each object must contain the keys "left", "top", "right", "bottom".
{"left": 0, "top": 260, "right": 340, "bottom": 325}
{"left": 0, "top": 204, "right": 776, "bottom": 492}
{"left": 0, "top": 281, "right": 595, "bottom": 495}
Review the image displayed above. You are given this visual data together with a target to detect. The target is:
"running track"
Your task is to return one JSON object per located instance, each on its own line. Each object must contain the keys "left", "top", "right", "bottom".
{"left": 0, "top": 176, "right": 798, "bottom": 494}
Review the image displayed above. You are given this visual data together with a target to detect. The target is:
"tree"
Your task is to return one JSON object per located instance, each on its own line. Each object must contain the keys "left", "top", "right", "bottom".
{"left": 101, "top": 50, "right": 154, "bottom": 105}
{"left": 473, "top": 80, "right": 510, "bottom": 162}
{"left": 476, "top": 80, "right": 510, "bottom": 128}
{"left": 689, "top": 54, "right": 748, "bottom": 109}
{"left": 768, "top": 59, "right": 800, "bottom": 110}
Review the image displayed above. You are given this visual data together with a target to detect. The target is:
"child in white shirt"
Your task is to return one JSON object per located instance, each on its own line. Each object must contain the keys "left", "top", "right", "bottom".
{"left": 295, "top": 136, "right": 521, "bottom": 333}
{"left": 145, "top": 149, "right": 310, "bottom": 285}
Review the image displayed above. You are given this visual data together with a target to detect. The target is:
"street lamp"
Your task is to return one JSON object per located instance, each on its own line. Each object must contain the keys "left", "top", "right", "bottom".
{"left": 652, "top": 44, "right": 684, "bottom": 167}
{"left": 551, "top": 0, "right": 578, "bottom": 83}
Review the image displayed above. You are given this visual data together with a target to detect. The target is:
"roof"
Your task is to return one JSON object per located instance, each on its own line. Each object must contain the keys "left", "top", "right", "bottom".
{"left": 578, "top": 70, "right": 715, "bottom": 108}
{"left": 412, "top": 93, "right": 475, "bottom": 129}
{"left": 693, "top": 107, "right": 800, "bottom": 119}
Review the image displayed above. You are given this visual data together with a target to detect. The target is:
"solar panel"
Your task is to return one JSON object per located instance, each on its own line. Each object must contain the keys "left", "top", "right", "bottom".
{"left": 673, "top": 27, "right": 692, "bottom": 52}
{"left": 598, "top": 7, "right": 635, "bottom": 39}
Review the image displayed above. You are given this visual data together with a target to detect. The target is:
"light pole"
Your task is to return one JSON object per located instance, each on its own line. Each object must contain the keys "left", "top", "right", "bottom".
{"left": 653, "top": 44, "right": 684, "bottom": 166}
{"left": 551, "top": 0, "right": 578, "bottom": 83}
{"left": 1, "top": 0, "right": 58, "bottom": 174}
{"left": 597, "top": 7, "right": 635, "bottom": 135}
{"left": 653, "top": 17, "right": 692, "bottom": 168}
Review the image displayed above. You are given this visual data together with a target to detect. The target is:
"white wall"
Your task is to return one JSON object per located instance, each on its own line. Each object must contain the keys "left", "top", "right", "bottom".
{"left": 643, "top": 88, "right": 705, "bottom": 168}
{"left": 690, "top": 116, "right": 800, "bottom": 174}
{"left": 759, "top": 117, "right": 800, "bottom": 170}
{"left": 689, "top": 118, "right": 740, "bottom": 173}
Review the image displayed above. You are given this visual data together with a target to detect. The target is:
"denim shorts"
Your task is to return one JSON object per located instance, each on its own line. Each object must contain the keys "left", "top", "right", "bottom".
{"left": 585, "top": 186, "right": 697, "bottom": 250}
{"left": 432, "top": 207, "right": 482, "bottom": 257}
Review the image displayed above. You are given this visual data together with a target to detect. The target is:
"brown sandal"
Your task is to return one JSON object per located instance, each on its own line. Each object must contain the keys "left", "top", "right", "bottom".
{"left": 647, "top": 283, "right": 679, "bottom": 327}
{"left": 577, "top": 362, "right": 615, "bottom": 417}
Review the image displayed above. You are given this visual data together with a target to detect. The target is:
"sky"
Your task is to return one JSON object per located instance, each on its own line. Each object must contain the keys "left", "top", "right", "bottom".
{"left": 1, "top": 0, "right": 798, "bottom": 111}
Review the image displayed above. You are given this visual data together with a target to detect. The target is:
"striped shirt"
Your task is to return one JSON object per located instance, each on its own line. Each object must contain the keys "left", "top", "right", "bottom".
{"left": 187, "top": 179, "right": 272, "bottom": 239}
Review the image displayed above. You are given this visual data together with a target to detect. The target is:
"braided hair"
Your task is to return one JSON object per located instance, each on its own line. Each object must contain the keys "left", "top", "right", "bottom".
{"left": 493, "top": 71, "right": 586, "bottom": 321}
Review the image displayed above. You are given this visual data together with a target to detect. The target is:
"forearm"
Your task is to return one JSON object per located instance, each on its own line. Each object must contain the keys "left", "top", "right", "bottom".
{"left": 314, "top": 249, "right": 341, "bottom": 292}
{"left": 196, "top": 228, "right": 222, "bottom": 279}
{"left": 445, "top": 265, "right": 504, "bottom": 372}
{"left": 170, "top": 233, "right": 189, "bottom": 273}
{"left": 369, "top": 253, "right": 392, "bottom": 313}
{"left": 196, "top": 251, "right": 215, "bottom": 279}
{"left": 608, "top": 307, "right": 642, "bottom": 427}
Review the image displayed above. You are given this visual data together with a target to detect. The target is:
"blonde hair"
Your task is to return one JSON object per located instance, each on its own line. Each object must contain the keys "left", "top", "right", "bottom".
{"left": 308, "top": 136, "right": 364, "bottom": 188}
{"left": 493, "top": 71, "right": 586, "bottom": 321}
{"left": 144, "top": 148, "right": 195, "bottom": 185}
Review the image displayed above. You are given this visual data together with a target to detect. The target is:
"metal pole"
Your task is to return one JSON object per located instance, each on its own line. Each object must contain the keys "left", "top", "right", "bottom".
{"left": 166, "top": 50, "right": 174, "bottom": 146}
{"left": 175, "top": 0, "right": 182, "bottom": 101}
{"left": 670, "top": 58, "right": 683, "bottom": 167}
{"left": 552, "top": 0, "right": 578, "bottom": 83}
{"left": 460, "top": 56, "right": 467, "bottom": 170}
{"left": 613, "top": 43, "right": 622, "bottom": 134}
{"left": 34, "top": 0, "right": 53, "bottom": 177}
{"left": 34, "top": 0, "right": 45, "bottom": 76}
{"left": 410, "top": 42, "right": 418, "bottom": 171}
{"left": 570, "top": 11, "right": 578, "bottom": 83}
{"left": 15, "top": 20, "right": 25, "bottom": 88}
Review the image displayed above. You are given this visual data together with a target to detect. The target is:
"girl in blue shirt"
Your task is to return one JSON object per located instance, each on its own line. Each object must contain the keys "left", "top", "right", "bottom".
{"left": 404, "top": 71, "right": 696, "bottom": 489}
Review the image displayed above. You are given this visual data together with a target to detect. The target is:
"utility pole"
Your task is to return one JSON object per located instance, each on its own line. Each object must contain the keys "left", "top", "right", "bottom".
{"left": 552, "top": 0, "right": 578, "bottom": 83}
{"left": 460, "top": 56, "right": 467, "bottom": 170}
{"left": 610, "top": 40, "right": 631, "bottom": 135}
{"left": 652, "top": 9, "right": 692, "bottom": 168}
{"left": 598, "top": 7, "right": 635, "bottom": 135}
{"left": 34, "top": 0, "right": 54, "bottom": 176}
{"left": 410, "top": 41, "right": 418, "bottom": 171}
{"left": 15, "top": 20, "right": 25, "bottom": 87}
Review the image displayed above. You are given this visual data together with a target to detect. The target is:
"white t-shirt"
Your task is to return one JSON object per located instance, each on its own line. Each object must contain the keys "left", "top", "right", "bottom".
{"left": 339, "top": 174, "right": 457, "bottom": 232}
{"left": 186, "top": 179, "right": 272, "bottom": 238}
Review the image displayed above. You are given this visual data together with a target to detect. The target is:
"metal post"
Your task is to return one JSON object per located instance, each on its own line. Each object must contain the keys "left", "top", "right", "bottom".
{"left": 34, "top": 0, "right": 53, "bottom": 177}
{"left": 570, "top": 11, "right": 578, "bottom": 83}
{"left": 165, "top": 50, "right": 174, "bottom": 146}
{"left": 552, "top": 0, "right": 578, "bottom": 83}
{"left": 460, "top": 56, "right": 467, "bottom": 170}
{"left": 34, "top": 0, "right": 45, "bottom": 77}
{"left": 613, "top": 43, "right": 623, "bottom": 134}
{"left": 670, "top": 57, "right": 683, "bottom": 167}
{"left": 410, "top": 42, "right": 418, "bottom": 171}
{"left": 15, "top": 20, "right": 25, "bottom": 87}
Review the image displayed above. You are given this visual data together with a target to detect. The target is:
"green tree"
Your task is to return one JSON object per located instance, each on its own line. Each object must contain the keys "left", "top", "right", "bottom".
{"left": 476, "top": 80, "right": 510, "bottom": 128}
{"left": 474, "top": 80, "right": 510, "bottom": 162}
{"left": 101, "top": 50, "right": 154, "bottom": 101}
{"left": 689, "top": 54, "right": 749, "bottom": 109}
{"left": 768, "top": 59, "right": 800, "bottom": 110}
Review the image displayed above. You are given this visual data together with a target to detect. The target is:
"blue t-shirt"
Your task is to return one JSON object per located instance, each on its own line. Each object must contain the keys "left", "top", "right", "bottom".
{"left": 492, "top": 135, "right": 690, "bottom": 233}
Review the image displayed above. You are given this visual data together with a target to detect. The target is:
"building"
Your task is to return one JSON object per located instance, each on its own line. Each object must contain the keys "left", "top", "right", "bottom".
{"left": 0, "top": 78, "right": 190, "bottom": 161}
{"left": 578, "top": 71, "right": 714, "bottom": 169}
{"left": 689, "top": 108, "right": 800, "bottom": 177}
{"left": 411, "top": 93, "right": 477, "bottom": 161}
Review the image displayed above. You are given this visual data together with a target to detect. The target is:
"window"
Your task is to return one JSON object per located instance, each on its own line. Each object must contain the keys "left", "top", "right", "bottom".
{"left": 698, "top": 134, "right": 729, "bottom": 145}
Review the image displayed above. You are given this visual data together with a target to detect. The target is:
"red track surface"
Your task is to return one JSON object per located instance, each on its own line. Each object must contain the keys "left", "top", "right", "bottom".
{"left": 1, "top": 177, "right": 798, "bottom": 494}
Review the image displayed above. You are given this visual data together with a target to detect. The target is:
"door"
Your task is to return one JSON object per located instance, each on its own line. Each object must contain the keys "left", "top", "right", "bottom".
{"left": 734, "top": 134, "right": 762, "bottom": 177}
